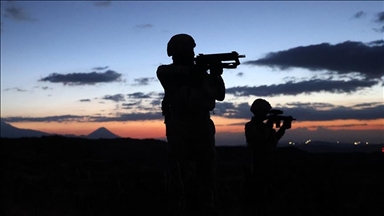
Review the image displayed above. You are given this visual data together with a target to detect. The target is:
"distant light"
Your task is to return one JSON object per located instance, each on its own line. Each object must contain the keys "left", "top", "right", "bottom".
{"left": 382, "top": 147, "right": 384, "bottom": 153}
{"left": 337, "top": 141, "right": 339, "bottom": 144}
{"left": 305, "top": 139, "right": 311, "bottom": 145}
{"left": 354, "top": 141, "right": 360, "bottom": 146}
{"left": 289, "top": 141, "right": 292, "bottom": 145}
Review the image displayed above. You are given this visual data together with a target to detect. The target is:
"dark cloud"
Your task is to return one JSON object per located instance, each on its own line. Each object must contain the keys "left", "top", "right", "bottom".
{"left": 122, "top": 101, "right": 142, "bottom": 109}
{"left": 268, "top": 103, "right": 384, "bottom": 121}
{"left": 3, "top": 87, "right": 27, "bottom": 92}
{"left": 123, "top": 102, "right": 142, "bottom": 107}
{"left": 3, "top": 115, "right": 90, "bottom": 123}
{"left": 213, "top": 102, "right": 251, "bottom": 119}
{"left": 102, "top": 94, "right": 125, "bottom": 102}
{"left": 3, "top": 6, "right": 37, "bottom": 22}
{"left": 92, "top": 66, "right": 109, "bottom": 71}
{"left": 3, "top": 101, "right": 382, "bottom": 124}
{"left": 93, "top": 1, "right": 112, "bottom": 7}
{"left": 150, "top": 99, "right": 161, "bottom": 106}
{"left": 373, "top": 26, "right": 384, "bottom": 33}
{"left": 127, "top": 92, "right": 152, "bottom": 99}
{"left": 226, "top": 78, "right": 378, "bottom": 97}
{"left": 33, "top": 86, "right": 52, "bottom": 90}
{"left": 374, "top": 11, "right": 384, "bottom": 23}
{"left": 353, "top": 11, "right": 366, "bottom": 19}
{"left": 134, "top": 24, "right": 153, "bottom": 29}
{"left": 316, "top": 123, "right": 368, "bottom": 128}
{"left": 133, "top": 77, "right": 157, "bottom": 86}
{"left": 213, "top": 102, "right": 237, "bottom": 116}
{"left": 158, "top": 92, "right": 165, "bottom": 98}
{"left": 2, "top": 113, "right": 163, "bottom": 123}
{"left": 373, "top": 12, "right": 384, "bottom": 33}
{"left": 39, "top": 70, "right": 122, "bottom": 85}
{"left": 284, "top": 102, "right": 335, "bottom": 109}
{"left": 352, "top": 102, "right": 382, "bottom": 108}
{"left": 213, "top": 101, "right": 384, "bottom": 121}
{"left": 91, "top": 112, "right": 163, "bottom": 122}
{"left": 120, "top": 98, "right": 162, "bottom": 111}
{"left": 243, "top": 40, "right": 384, "bottom": 80}
{"left": 367, "top": 40, "right": 384, "bottom": 46}
{"left": 123, "top": 92, "right": 162, "bottom": 111}
{"left": 79, "top": 99, "right": 91, "bottom": 102}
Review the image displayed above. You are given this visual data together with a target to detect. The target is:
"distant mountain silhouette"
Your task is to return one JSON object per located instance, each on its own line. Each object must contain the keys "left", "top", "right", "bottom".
{"left": 1, "top": 118, "right": 120, "bottom": 139}
{"left": 86, "top": 127, "right": 121, "bottom": 139}
{"left": 0, "top": 118, "right": 50, "bottom": 138}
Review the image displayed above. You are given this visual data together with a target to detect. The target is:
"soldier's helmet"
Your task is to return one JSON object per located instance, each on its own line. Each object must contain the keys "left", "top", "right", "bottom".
{"left": 167, "top": 34, "right": 196, "bottom": 57}
{"left": 250, "top": 98, "right": 272, "bottom": 114}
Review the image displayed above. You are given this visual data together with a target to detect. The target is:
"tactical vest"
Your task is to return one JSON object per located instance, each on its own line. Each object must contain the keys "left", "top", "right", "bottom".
{"left": 157, "top": 64, "right": 214, "bottom": 122}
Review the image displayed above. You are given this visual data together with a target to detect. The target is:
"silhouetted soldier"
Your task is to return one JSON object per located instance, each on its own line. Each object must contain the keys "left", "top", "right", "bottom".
{"left": 157, "top": 34, "right": 225, "bottom": 216}
{"left": 244, "top": 98, "right": 293, "bottom": 213}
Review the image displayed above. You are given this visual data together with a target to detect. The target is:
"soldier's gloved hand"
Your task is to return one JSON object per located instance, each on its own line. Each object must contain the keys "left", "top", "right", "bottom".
{"left": 266, "top": 115, "right": 278, "bottom": 128}
{"left": 209, "top": 61, "right": 223, "bottom": 75}
{"left": 281, "top": 119, "right": 292, "bottom": 129}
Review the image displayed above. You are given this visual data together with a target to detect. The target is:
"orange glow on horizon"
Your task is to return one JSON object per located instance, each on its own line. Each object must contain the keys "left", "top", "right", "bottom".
{"left": 8, "top": 118, "right": 383, "bottom": 139}
{"left": 296, "top": 119, "right": 384, "bottom": 131}
{"left": 11, "top": 120, "right": 167, "bottom": 139}
{"left": 212, "top": 117, "right": 383, "bottom": 132}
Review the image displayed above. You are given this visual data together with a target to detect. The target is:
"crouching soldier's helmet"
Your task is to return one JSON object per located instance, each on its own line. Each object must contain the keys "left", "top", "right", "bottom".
{"left": 250, "top": 98, "right": 272, "bottom": 115}
{"left": 167, "top": 34, "right": 196, "bottom": 57}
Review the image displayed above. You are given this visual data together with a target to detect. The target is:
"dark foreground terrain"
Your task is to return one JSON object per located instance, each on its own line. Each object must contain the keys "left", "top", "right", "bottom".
{"left": 1, "top": 136, "right": 383, "bottom": 216}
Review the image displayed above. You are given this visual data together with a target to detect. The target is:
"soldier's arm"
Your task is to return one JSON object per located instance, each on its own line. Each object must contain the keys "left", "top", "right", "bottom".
{"left": 207, "top": 74, "right": 225, "bottom": 101}
{"left": 275, "top": 128, "right": 286, "bottom": 141}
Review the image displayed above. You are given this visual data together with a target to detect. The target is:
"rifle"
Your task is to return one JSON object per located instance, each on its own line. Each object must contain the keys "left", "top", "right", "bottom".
{"left": 266, "top": 109, "right": 296, "bottom": 128}
{"left": 195, "top": 51, "right": 245, "bottom": 71}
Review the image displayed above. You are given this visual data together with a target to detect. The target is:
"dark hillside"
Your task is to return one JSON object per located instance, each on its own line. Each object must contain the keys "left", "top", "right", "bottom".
{"left": 1, "top": 136, "right": 383, "bottom": 216}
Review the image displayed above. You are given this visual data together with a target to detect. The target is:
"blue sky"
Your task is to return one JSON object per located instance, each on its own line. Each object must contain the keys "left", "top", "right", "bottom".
{"left": 1, "top": 1, "right": 383, "bottom": 144}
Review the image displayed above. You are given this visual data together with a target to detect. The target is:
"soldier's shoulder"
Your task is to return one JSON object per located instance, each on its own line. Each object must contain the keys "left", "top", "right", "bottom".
{"left": 156, "top": 64, "right": 172, "bottom": 75}
{"left": 157, "top": 64, "right": 191, "bottom": 75}
{"left": 157, "top": 64, "right": 171, "bottom": 70}
{"left": 245, "top": 120, "right": 265, "bottom": 130}
{"left": 244, "top": 121, "right": 254, "bottom": 129}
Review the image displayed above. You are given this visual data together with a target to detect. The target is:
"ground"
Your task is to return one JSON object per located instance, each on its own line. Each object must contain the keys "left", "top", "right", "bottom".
{"left": 1, "top": 136, "right": 383, "bottom": 216}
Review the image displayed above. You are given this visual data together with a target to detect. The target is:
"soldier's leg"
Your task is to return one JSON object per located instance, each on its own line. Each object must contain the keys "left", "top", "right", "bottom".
{"left": 195, "top": 119, "right": 217, "bottom": 213}
{"left": 165, "top": 122, "right": 189, "bottom": 216}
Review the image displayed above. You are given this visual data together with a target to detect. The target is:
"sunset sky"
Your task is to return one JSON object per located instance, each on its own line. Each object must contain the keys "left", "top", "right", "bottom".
{"left": 1, "top": 1, "right": 383, "bottom": 145}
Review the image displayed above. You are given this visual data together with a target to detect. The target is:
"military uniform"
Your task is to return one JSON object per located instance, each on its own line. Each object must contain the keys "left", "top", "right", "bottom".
{"left": 157, "top": 34, "right": 225, "bottom": 216}
{"left": 244, "top": 99, "right": 290, "bottom": 214}
{"left": 245, "top": 117, "right": 278, "bottom": 180}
